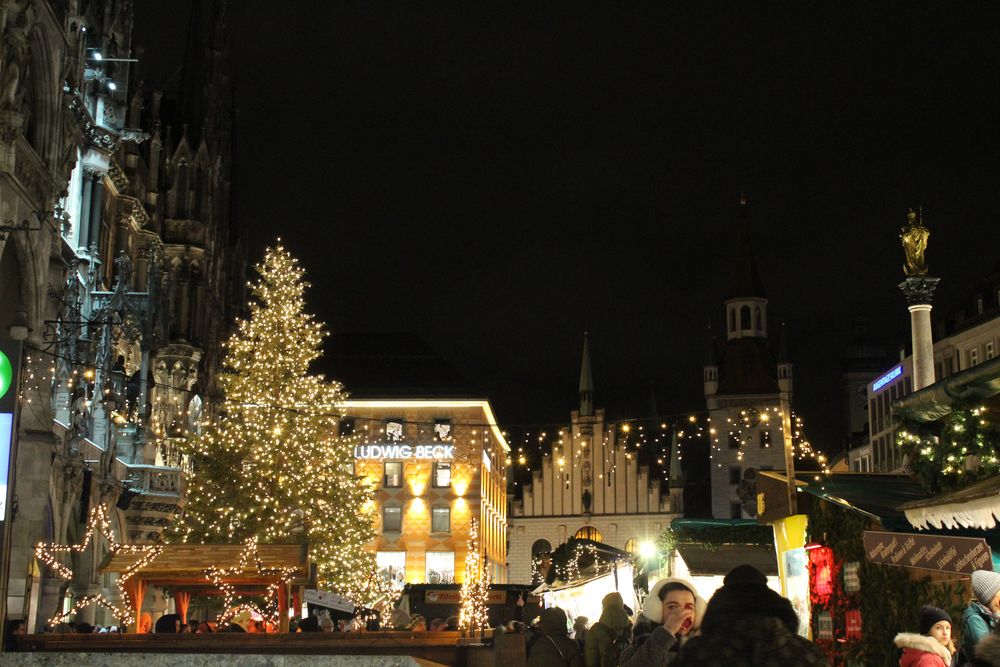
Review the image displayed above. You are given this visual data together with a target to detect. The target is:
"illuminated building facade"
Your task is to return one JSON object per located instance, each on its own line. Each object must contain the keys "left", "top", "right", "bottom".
{"left": 326, "top": 334, "right": 509, "bottom": 586}
{"left": 507, "top": 334, "right": 682, "bottom": 585}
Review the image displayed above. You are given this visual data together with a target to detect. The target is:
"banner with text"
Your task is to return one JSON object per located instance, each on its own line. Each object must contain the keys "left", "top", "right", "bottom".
{"left": 863, "top": 530, "right": 991, "bottom": 575}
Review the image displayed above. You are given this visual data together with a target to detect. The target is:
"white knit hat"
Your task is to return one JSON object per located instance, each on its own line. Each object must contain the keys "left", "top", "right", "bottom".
{"left": 640, "top": 577, "right": 707, "bottom": 624}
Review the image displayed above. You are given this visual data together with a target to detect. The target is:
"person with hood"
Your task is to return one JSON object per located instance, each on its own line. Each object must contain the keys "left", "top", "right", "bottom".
{"left": 894, "top": 605, "right": 954, "bottom": 667}
{"left": 527, "top": 606, "right": 583, "bottom": 667}
{"left": 620, "top": 577, "right": 705, "bottom": 666}
{"left": 963, "top": 570, "right": 1000, "bottom": 659}
{"left": 584, "top": 591, "right": 632, "bottom": 667}
{"left": 678, "top": 564, "right": 828, "bottom": 666}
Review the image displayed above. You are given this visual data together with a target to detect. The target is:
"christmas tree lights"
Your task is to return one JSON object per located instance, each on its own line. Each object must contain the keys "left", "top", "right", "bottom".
{"left": 167, "top": 244, "right": 386, "bottom": 608}
{"left": 458, "top": 518, "right": 490, "bottom": 633}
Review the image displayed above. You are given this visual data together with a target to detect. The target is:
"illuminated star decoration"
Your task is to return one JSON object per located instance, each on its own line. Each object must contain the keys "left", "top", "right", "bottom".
{"left": 34, "top": 503, "right": 163, "bottom": 625}
{"left": 205, "top": 537, "right": 297, "bottom": 627}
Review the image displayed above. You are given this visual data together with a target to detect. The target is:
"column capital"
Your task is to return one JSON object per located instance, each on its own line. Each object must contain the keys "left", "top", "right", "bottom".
{"left": 899, "top": 276, "right": 941, "bottom": 306}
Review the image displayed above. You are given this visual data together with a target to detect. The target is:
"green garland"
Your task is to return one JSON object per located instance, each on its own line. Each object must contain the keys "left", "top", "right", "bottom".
{"left": 897, "top": 403, "right": 1000, "bottom": 493}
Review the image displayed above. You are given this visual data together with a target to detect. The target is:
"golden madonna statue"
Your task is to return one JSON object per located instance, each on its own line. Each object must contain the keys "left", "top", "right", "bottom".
{"left": 900, "top": 208, "right": 929, "bottom": 277}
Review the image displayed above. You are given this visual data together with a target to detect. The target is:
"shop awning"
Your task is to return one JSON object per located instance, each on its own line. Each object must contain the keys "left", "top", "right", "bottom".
{"left": 893, "top": 356, "right": 1000, "bottom": 424}
{"left": 900, "top": 474, "right": 1000, "bottom": 530}
{"left": 675, "top": 543, "right": 778, "bottom": 576}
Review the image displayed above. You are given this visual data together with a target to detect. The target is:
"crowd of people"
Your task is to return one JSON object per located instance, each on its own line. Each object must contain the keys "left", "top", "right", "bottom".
{"left": 13, "top": 565, "right": 1000, "bottom": 666}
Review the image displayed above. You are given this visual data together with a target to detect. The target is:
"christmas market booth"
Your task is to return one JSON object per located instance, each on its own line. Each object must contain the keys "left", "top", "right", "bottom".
{"left": 757, "top": 467, "right": 1000, "bottom": 667}
{"left": 663, "top": 518, "right": 780, "bottom": 604}
{"left": 98, "top": 541, "right": 314, "bottom": 633}
{"left": 531, "top": 538, "right": 637, "bottom": 625}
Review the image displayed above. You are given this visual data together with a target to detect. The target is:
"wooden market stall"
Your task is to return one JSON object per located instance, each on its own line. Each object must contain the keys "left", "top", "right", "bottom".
{"left": 98, "top": 543, "right": 312, "bottom": 633}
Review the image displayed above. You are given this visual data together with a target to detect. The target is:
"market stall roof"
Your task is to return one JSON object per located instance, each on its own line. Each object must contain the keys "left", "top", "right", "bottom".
{"left": 675, "top": 543, "right": 778, "bottom": 576}
{"left": 758, "top": 470, "right": 929, "bottom": 529}
{"left": 901, "top": 474, "right": 1000, "bottom": 530}
{"left": 893, "top": 355, "right": 1000, "bottom": 423}
{"left": 98, "top": 543, "right": 312, "bottom": 588}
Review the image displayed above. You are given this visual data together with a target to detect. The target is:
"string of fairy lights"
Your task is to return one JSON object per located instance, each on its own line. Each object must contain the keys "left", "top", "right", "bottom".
{"left": 207, "top": 537, "right": 297, "bottom": 627}
{"left": 458, "top": 518, "right": 490, "bottom": 633}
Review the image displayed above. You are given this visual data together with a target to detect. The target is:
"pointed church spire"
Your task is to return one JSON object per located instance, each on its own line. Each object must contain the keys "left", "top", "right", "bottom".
{"left": 579, "top": 332, "right": 593, "bottom": 417}
{"left": 669, "top": 428, "right": 683, "bottom": 488}
{"left": 706, "top": 322, "right": 717, "bottom": 365}
{"left": 727, "top": 194, "right": 768, "bottom": 299}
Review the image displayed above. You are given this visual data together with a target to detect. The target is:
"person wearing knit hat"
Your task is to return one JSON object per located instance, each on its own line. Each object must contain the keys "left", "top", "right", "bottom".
{"left": 619, "top": 577, "right": 705, "bottom": 666}
{"left": 894, "top": 605, "right": 954, "bottom": 667}
{"left": 677, "top": 564, "right": 829, "bottom": 667}
{"left": 584, "top": 592, "right": 631, "bottom": 667}
{"left": 963, "top": 570, "right": 1000, "bottom": 659}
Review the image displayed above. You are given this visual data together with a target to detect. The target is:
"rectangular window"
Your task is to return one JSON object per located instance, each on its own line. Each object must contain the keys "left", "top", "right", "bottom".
{"left": 385, "top": 419, "right": 404, "bottom": 441}
{"left": 432, "top": 461, "right": 452, "bottom": 488}
{"left": 759, "top": 429, "right": 771, "bottom": 448}
{"left": 384, "top": 462, "right": 402, "bottom": 488}
{"left": 382, "top": 506, "right": 402, "bottom": 533}
{"left": 987, "top": 342, "right": 996, "bottom": 360}
{"left": 728, "top": 432, "right": 740, "bottom": 449}
{"left": 730, "top": 503, "right": 743, "bottom": 519}
{"left": 970, "top": 348, "right": 980, "bottom": 367}
{"left": 376, "top": 551, "right": 406, "bottom": 587}
{"left": 729, "top": 466, "right": 741, "bottom": 485}
{"left": 339, "top": 418, "right": 355, "bottom": 436}
{"left": 433, "top": 419, "right": 452, "bottom": 441}
{"left": 431, "top": 507, "right": 450, "bottom": 533}
{"left": 978, "top": 298, "right": 985, "bottom": 315}
{"left": 425, "top": 552, "right": 455, "bottom": 584}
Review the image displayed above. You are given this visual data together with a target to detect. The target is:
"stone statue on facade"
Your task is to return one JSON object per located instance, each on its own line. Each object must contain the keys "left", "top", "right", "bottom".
{"left": 900, "top": 208, "right": 930, "bottom": 277}
{"left": 0, "top": 12, "right": 31, "bottom": 111}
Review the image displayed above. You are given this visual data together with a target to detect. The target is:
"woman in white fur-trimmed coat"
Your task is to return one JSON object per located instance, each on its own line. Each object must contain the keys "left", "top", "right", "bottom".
{"left": 894, "top": 605, "right": 955, "bottom": 667}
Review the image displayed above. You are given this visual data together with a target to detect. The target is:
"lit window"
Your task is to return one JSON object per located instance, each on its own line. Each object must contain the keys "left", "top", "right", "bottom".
{"left": 385, "top": 419, "right": 404, "bottom": 441}
{"left": 431, "top": 507, "right": 450, "bottom": 533}
{"left": 384, "top": 462, "right": 402, "bottom": 488}
{"left": 382, "top": 506, "right": 402, "bottom": 533}
{"left": 574, "top": 526, "right": 603, "bottom": 542}
{"left": 432, "top": 462, "right": 451, "bottom": 488}
{"left": 434, "top": 419, "right": 452, "bottom": 441}
{"left": 624, "top": 538, "right": 637, "bottom": 554}
{"left": 376, "top": 551, "right": 406, "bottom": 587}
{"left": 425, "top": 552, "right": 455, "bottom": 583}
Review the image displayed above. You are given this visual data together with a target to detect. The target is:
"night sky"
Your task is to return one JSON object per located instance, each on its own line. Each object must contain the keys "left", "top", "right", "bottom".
{"left": 135, "top": 3, "right": 1000, "bottom": 454}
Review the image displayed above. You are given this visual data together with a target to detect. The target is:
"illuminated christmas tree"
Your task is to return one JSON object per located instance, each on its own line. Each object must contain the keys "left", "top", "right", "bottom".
{"left": 168, "top": 244, "right": 384, "bottom": 606}
{"left": 458, "top": 518, "right": 490, "bottom": 633}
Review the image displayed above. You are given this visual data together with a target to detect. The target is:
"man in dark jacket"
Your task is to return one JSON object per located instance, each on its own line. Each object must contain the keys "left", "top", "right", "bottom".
{"left": 527, "top": 607, "right": 583, "bottom": 667}
{"left": 678, "top": 565, "right": 829, "bottom": 666}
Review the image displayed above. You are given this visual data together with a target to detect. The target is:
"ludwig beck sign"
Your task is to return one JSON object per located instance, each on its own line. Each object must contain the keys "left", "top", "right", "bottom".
{"left": 863, "top": 530, "right": 991, "bottom": 575}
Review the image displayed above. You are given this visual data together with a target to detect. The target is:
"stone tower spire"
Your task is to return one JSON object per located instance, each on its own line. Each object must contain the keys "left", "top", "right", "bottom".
{"left": 669, "top": 428, "right": 684, "bottom": 514}
{"left": 579, "top": 332, "right": 593, "bottom": 417}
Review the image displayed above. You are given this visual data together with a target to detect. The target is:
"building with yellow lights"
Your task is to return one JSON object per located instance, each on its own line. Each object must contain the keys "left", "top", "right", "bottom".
{"left": 508, "top": 334, "right": 683, "bottom": 584}
{"left": 328, "top": 334, "right": 509, "bottom": 586}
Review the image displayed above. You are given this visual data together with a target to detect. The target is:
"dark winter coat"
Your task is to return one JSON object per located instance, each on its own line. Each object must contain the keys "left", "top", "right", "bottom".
{"left": 676, "top": 566, "right": 828, "bottom": 666}
{"left": 527, "top": 608, "right": 583, "bottom": 667}
{"left": 963, "top": 601, "right": 998, "bottom": 658}
{"left": 619, "top": 622, "right": 680, "bottom": 666}
{"left": 894, "top": 632, "right": 953, "bottom": 667}
{"left": 970, "top": 632, "right": 1000, "bottom": 666}
{"left": 584, "top": 592, "right": 631, "bottom": 667}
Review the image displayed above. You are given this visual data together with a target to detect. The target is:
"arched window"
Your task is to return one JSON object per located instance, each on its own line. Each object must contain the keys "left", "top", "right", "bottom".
{"left": 740, "top": 305, "right": 751, "bottom": 330}
{"left": 624, "top": 538, "right": 637, "bottom": 554}
{"left": 574, "top": 526, "right": 603, "bottom": 543}
{"left": 754, "top": 307, "right": 762, "bottom": 331}
{"left": 531, "top": 539, "right": 552, "bottom": 557}
{"left": 729, "top": 308, "right": 736, "bottom": 332}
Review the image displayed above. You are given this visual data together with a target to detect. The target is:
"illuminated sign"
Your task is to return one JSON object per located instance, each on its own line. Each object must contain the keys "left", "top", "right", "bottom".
{"left": 353, "top": 444, "right": 454, "bottom": 460}
{"left": 872, "top": 365, "right": 903, "bottom": 392}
